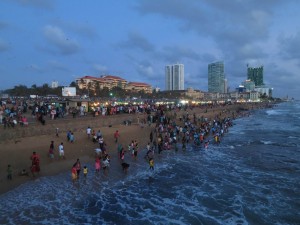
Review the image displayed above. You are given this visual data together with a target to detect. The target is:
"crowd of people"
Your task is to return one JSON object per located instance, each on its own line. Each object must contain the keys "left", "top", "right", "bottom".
{"left": 5, "top": 101, "right": 260, "bottom": 184}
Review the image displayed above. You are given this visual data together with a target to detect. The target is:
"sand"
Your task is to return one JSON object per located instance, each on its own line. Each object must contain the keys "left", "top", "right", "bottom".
{"left": 0, "top": 103, "right": 265, "bottom": 195}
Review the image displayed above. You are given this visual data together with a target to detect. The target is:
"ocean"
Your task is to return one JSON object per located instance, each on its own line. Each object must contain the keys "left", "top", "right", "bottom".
{"left": 0, "top": 102, "right": 299, "bottom": 225}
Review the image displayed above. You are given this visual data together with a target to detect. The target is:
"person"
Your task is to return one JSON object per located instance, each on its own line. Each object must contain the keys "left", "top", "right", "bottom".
{"left": 58, "top": 142, "right": 65, "bottom": 159}
{"left": 56, "top": 128, "right": 59, "bottom": 137}
{"left": 69, "top": 132, "right": 74, "bottom": 143}
{"left": 49, "top": 141, "right": 54, "bottom": 159}
{"left": 102, "top": 155, "right": 110, "bottom": 173}
{"left": 74, "top": 159, "right": 81, "bottom": 178}
{"left": 149, "top": 158, "right": 154, "bottom": 170}
{"left": 150, "top": 131, "right": 153, "bottom": 143}
{"left": 71, "top": 166, "right": 77, "bottom": 181}
{"left": 67, "top": 130, "right": 71, "bottom": 141}
{"left": 86, "top": 126, "right": 92, "bottom": 139}
{"left": 83, "top": 166, "right": 88, "bottom": 177}
{"left": 95, "top": 157, "right": 101, "bottom": 172}
{"left": 7, "top": 165, "right": 12, "bottom": 180}
{"left": 92, "top": 130, "right": 97, "bottom": 143}
{"left": 98, "top": 136, "right": 104, "bottom": 149}
{"left": 133, "top": 141, "right": 138, "bottom": 159}
{"left": 30, "top": 152, "right": 40, "bottom": 176}
{"left": 114, "top": 130, "right": 120, "bottom": 143}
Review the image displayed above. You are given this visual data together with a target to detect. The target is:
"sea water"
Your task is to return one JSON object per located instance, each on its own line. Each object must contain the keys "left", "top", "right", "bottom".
{"left": 0, "top": 102, "right": 299, "bottom": 225}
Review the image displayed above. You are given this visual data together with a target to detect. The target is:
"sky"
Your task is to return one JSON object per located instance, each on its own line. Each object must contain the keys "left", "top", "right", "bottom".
{"left": 0, "top": 0, "right": 299, "bottom": 98}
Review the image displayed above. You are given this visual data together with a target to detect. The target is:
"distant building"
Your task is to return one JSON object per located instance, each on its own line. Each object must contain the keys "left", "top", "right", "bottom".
{"left": 125, "top": 82, "right": 152, "bottom": 94}
{"left": 165, "top": 64, "right": 184, "bottom": 91}
{"left": 242, "top": 80, "right": 255, "bottom": 91}
{"left": 185, "top": 88, "right": 204, "bottom": 99}
{"left": 255, "top": 86, "right": 273, "bottom": 97}
{"left": 208, "top": 61, "right": 225, "bottom": 93}
{"left": 51, "top": 81, "right": 59, "bottom": 88}
{"left": 76, "top": 75, "right": 127, "bottom": 91}
{"left": 75, "top": 75, "right": 151, "bottom": 94}
{"left": 247, "top": 65, "right": 264, "bottom": 86}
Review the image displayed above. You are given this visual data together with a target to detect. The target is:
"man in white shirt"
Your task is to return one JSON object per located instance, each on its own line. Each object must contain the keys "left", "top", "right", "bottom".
{"left": 58, "top": 142, "right": 65, "bottom": 159}
{"left": 86, "top": 126, "right": 92, "bottom": 139}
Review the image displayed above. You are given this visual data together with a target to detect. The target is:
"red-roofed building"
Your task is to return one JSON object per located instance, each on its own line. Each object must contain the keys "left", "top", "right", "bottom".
{"left": 125, "top": 82, "right": 152, "bottom": 93}
{"left": 76, "top": 75, "right": 127, "bottom": 91}
{"left": 101, "top": 75, "right": 127, "bottom": 89}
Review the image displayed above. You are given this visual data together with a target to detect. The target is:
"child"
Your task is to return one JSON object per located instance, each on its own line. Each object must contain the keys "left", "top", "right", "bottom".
{"left": 149, "top": 158, "right": 154, "bottom": 170}
{"left": 83, "top": 166, "right": 88, "bottom": 177}
{"left": 7, "top": 165, "right": 12, "bottom": 180}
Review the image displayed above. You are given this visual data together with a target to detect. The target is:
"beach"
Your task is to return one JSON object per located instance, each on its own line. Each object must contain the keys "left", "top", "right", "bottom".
{"left": 0, "top": 103, "right": 257, "bottom": 195}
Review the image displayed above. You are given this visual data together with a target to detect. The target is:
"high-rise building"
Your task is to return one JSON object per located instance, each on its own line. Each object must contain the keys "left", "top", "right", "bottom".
{"left": 208, "top": 61, "right": 225, "bottom": 93}
{"left": 165, "top": 64, "right": 184, "bottom": 90}
{"left": 247, "top": 65, "right": 264, "bottom": 86}
{"left": 51, "top": 81, "right": 59, "bottom": 88}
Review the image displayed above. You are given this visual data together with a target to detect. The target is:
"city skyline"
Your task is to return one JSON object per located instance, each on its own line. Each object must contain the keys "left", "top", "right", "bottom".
{"left": 1, "top": 1, "right": 300, "bottom": 98}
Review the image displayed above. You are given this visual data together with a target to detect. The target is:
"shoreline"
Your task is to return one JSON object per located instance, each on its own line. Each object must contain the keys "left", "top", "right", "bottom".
{"left": 0, "top": 103, "right": 274, "bottom": 196}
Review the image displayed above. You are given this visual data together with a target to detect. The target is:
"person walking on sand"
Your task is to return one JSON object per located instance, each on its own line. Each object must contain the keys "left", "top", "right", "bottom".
{"left": 114, "top": 130, "right": 120, "bottom": 143}
{"left": 30, "top": 151, "right": 40, "bottom": 176}
{"left": 86, "top": 126, "right": 91, "bottom": 139}
{"left": 49, "top": 141, "right": 54, "bottom": 159}
{"left": 58, "top": 142, "right": 65, "bottom": 159}
{"left": 7, "top": 165, "right": 12, "bottom": 180}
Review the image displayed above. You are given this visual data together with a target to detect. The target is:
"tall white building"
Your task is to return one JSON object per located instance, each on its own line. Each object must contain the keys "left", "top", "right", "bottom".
{"left": 165, "top": 64, "right": 184, "bottom": 90}
{"left": 51, "top": 81, "right": 59, "bottom": 88}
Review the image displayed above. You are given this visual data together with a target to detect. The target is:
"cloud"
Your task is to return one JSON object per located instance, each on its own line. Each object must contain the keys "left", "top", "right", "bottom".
{"left": 0, "top": 39, "right": 10, "bottom": 52}
{"left": 156, "top": 46, "right": 200, "bottom": 62}
{"left": 52, "top": 19, "right": 98, "bottom": 40}
{"left": 43, "top": 25, "right": 80, "bottom": 55}
{"left": 278, "top": 32, "right": 300, "bottom": 60}
{"left": 10, "top": 0, "right": 54, "bottom": 10}
{"left": 118, "top": 31, "right": 155, "bottom": 52}
{"left": 92, "top": 64, "right": 108, "bottom": 73}
{"left": 47, "top": 60, "right": 71, "bottom": 72}
{"left": 136, "top": 63, "right": 154, "bottom": 77}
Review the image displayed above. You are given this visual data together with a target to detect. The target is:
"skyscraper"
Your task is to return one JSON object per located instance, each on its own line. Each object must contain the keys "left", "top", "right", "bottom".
{"left": 208, "top": 61, "right": 225, "bottom": 93}
{"left": 165, "top": 64, "right": 184, "bottom": 90}
{"left": 247, "top": 65, "right": 264, "bottom": 86}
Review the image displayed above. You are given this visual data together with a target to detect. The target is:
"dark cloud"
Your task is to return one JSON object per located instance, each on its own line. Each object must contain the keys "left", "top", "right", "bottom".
{"left": 10, "top": 0, "right": 54, "bottom": 10}
{"left": 118, "top": 32, "right": 155, "bottom": 52}
{"left": 43, "top": 25, "right": 80, "bottom": 55}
